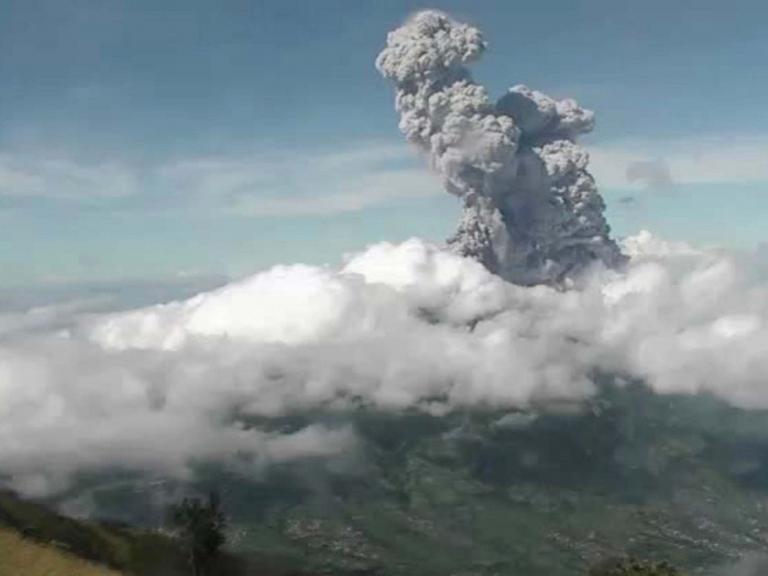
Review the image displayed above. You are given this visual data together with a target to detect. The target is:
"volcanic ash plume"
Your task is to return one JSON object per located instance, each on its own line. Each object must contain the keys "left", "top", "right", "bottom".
{"left": 376, "top": 10, "right": 625, "bottom": 286}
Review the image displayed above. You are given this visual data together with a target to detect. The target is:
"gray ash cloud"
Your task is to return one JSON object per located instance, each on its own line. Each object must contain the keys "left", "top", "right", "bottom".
{"left": 376, "top": 10, "right": 625, "bottom": 286}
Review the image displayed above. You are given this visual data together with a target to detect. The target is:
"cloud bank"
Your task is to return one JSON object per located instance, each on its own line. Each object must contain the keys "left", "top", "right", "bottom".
{"left": 2, "top": 232, "right": 768, "bottom": 496}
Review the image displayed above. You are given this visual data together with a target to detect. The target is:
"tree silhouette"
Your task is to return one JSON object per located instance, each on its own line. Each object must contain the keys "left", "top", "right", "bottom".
{"left": 167, "top": 491, "right": 227, "bottom": 576}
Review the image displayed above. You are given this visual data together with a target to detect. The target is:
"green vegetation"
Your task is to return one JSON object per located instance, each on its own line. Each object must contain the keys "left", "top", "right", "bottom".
{"left": 0, "top": 489, "right": 188, "bottom": 575}
{"left": 589, "top": 558, "right": 684, "bottom": 575}
{"left": 0, "top": 487, "right": 690, "bottom": 576}
{"left": 0, "top": 525, "right": 122, "bottom": 576}
{"left": 0, "top": 489, "right": 319, "bottom": 575}
{"left": 167, "top": 491, "right": 227, "bottom": 576}
{"left": 186, "top": 382, "right": 768, "bottom": 576}
{"left": 10, "top": 381, "right": 768, "bottom": 576}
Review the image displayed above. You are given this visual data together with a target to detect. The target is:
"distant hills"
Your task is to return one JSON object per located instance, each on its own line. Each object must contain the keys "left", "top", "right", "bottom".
{"left": 9, "top": 381, "right": 768, "bottom": 576}
{"left": 193, "top": 381, "right": 768, "bottom": 576}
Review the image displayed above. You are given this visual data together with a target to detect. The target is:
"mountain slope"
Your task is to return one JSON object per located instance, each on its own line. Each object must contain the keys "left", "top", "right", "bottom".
{"left": 0, "top": 490, "right": 321, "bottom": 576}
{"left": 0, "top": 525, "right": 123, "bottom": 576}
{"left": 0, "top": 490, "right": 193, "bottom": 575}
{"left": 210, "top": 383, "right": 768, "bottom": 575}
{"left": 37, "top": 381, "right": 768, "bottom": 576}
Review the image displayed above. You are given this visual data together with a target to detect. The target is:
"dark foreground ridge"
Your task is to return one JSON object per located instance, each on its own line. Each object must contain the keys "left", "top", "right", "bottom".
{"left": 0, "top": 490, "right": 316, "bottom": 576}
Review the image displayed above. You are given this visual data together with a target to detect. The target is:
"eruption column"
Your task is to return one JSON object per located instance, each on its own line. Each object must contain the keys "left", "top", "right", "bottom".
{"left": 376, "top": 10, "right": 625, "bottom": 285}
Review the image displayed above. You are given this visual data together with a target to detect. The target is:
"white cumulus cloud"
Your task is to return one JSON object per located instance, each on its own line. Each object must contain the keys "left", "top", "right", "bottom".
{"left": 2, "top": 234, "right": 768, "bottom": 496}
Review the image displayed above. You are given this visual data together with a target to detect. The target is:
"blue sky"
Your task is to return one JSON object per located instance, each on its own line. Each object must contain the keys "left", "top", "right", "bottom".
{"left": 1, "top": 0, "right": 767, "bottom": 289}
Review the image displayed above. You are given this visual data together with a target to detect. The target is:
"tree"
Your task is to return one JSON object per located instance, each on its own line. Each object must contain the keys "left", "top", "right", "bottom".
{"left": 167, "top": 491, "right": 227, "bottom": 576}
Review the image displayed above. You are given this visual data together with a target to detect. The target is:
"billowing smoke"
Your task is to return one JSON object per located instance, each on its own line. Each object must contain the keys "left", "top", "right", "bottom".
{"left": 376, "top": 10, "right": 624, "bottom": 285}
